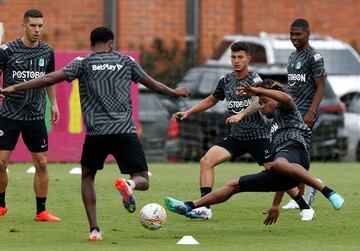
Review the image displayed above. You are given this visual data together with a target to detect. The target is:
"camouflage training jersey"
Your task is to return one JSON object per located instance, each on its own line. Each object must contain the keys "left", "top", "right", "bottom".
{"left": 270, "top": 104, "right": 312, "bottom": 154}
{"left": 212, "top": 70, "right": 270, "bottom": 141}
{"left": 0, "top": 38, "right": 55, "bottom": 120}
{"left": 287, "top": 46, "right": 326, "bottom": 120}
{"left": 63, "top": 51, "right": 146, "bottom": 136}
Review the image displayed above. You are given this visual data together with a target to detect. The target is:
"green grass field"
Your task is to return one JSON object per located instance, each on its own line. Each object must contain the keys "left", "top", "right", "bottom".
{"left": 1, "top": 162, "right": 359, "bottom": 251}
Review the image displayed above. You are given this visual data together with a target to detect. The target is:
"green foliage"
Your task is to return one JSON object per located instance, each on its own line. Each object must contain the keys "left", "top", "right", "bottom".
{"left": 1, "top": 162, "right": 359, "bottom": 250}
{"left": 140, "top": 38, "right": 199, "bottom": 88}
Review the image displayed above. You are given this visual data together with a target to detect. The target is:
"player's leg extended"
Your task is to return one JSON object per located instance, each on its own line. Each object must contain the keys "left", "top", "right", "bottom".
{"left": 81, "top": 166, "right": 98, "bottom": 230}
{"left": 274, "top": 157, "right": 344, "bottom": 209}
{"left": 194, "top": 179, "right": 240, "bottom": 207}
{"left": 0, "top": 151, "right": 11, "bottom": 217}
{"left": 186, "top": 146, "right": 231, "bottom": 219}
{"left": 165, "top": 178, "right": 240, "bottom": 216}
{"left": 274, "top": 157, "right": 325, "bottom": 190}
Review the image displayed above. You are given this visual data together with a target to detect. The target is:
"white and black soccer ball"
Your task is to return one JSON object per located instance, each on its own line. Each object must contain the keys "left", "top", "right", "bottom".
{"left": 139, "top": 203, "right": 166, "bottom": 230}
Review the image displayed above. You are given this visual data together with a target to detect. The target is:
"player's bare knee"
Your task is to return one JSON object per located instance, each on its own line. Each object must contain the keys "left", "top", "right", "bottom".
{"left": 226, "top": 179, "right": 240, "bottom": 193}
{"left": 273, "top": 158, "right": 287, "bottom": 171}
{"left": 137, "top": 177, "right": 150, "bottom": 191}
{"left": 142, "top": 181, "right": 150, "bottom": 191}
{"left": 34, "top": 159, "right": 48, "bottom": 173}
{"left": 200, "top": 156, "right": 214, "bottom": 171}
{"left": 0, "top": 159, "right": 8, "bottom": 171}
{"left": 274, "top": 158, "right": 296, "bottom": 176}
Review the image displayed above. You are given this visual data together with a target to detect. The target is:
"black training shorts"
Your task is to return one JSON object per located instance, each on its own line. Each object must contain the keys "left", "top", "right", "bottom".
{"left": 216, "top": 136, "right": 273, "bottom": 165}
{"left": 238, "top": 144, "right": 309, "bottom": 192}
{"left": 81, "top": 133, "right": 148, "bottom": 174}
{"left": 0, "top": 116, "right": 48, "bottom": 152}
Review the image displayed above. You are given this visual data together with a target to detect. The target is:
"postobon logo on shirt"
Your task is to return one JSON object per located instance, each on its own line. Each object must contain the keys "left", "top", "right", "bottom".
{"left": 288, "top": 73, "right": 306, "bottom": 82}
{"left": 12, "top": 71, "right": 45, "bottom": 79}
{"left": 227, "top": 98, "right": 252, "bottom": 113}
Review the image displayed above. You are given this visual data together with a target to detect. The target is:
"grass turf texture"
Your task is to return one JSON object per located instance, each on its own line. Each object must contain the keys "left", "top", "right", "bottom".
{"left": 1, "top": 162, "right": 359, "bottom": 251}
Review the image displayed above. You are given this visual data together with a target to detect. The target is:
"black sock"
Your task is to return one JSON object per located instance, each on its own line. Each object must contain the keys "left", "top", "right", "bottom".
{"left": 321, "top": 186, "right": 334, "bottom": 198}
{"left": 0, "top": 192, "right": 5, "bottom": 207}
{"left": 90, "top": 226, "right": 100, "bottom": 233}
{"left": 200, "top": 187, "right": 212, "bottom": 209}
{"left": 36, "top": 197, "right": 46, "bottom": 214}
{"left": 292, "top": 193, "right": 310, "bottom": 210}
{"left": 185, "top": 201, "right": 195, "bottom": 210}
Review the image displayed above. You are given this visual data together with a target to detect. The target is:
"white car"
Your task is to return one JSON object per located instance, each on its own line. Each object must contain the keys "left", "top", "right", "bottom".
{"left": 207, "top": 32, "right": 360, "bottom": 101}
{"left": 344, "top": 94, "right": 360, "bottom": 161}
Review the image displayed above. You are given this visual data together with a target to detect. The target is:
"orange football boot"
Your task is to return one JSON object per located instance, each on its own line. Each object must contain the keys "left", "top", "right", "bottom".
{"left": 0, "top": 207, "right": 8, "bottom": 218}
{"left": 35, "top": 210, "right": 61, "bottom": 222}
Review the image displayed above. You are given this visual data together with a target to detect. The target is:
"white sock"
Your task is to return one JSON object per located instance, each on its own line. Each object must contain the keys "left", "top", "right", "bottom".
{"left": 126, "top": 179, "right": 136, "bottom": 190}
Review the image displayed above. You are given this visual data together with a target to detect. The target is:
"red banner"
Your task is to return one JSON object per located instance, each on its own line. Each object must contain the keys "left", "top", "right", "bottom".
{"left": 6, "top": 51, "right": 139, "bottom": 162}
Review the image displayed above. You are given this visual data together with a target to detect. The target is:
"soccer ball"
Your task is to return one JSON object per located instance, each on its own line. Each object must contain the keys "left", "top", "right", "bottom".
{"left": 139, "top": 203, "right": 166, "bottom": 230}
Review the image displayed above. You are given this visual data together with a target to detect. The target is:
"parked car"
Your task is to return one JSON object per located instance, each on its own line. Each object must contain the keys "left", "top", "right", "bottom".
{"left": 138, "top": 86, "right": 179, "bottom": 162}
{"left": 176, "top": 64, "right": 348, "bottom": 161}
{"left": 207, "top": 32, "right": 360, "bottom": 101}
{"left": 343, "top": 94, "right": 360, "bottom": 161}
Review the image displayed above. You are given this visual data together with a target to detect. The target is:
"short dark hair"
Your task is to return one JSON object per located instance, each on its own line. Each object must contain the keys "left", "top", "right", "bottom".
{"left": 231, "top": 41, "right": 250, "bottom": 54}
{"left": 90, "top": 26, "right": 114, "bottom": 46}
{"left": 258, "top": 79, "right": 285, "bottom": 92}
{"left": 290, "top": 18, "right": 309, "bottom": 31}
{"left": 23, "top": 9, "right": 43, "bottom": 21}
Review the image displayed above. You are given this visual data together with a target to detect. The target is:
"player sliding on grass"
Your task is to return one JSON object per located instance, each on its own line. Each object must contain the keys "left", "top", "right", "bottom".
{"left": 172, "top": 42, "right": 313, "bottom": 221}
{"left": 0, "top": 27, "right": 189, "bottom": 241}
{"left": 165, "top": 79, "right": 344, "bottom": 224}
{"left": 172, "top": 42, "right": 273, "bottom": 220}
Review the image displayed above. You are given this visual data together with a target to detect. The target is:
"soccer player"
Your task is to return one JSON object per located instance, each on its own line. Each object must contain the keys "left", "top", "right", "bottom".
{"left": 164, "top": 79, "right": 344, "bottom": 224}
{"left": 172, "top": 42, "right": 273, "bottom": 220}
{"left": 0, "top": 27, "right": 189, "bottom": 240}
{"left": 282, "top": 18, "right": 326, "bottom": 210}
{"left": 0, "top": 9, "right": 60, "bottom": 222}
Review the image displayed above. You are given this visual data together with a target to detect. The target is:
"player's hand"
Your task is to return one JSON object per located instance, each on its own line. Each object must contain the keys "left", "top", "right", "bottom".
{"left": 50, "top": 103, "right": 60, "bottom": 125}
{"left": 174, "top": 87, "right": 189, "bottom": 97}
{"left": 263, "top": 206, "right": 280, "bottom": 225}
{"left": 236, "top": 83, "right": 258, "bottom": 96}
{"left": 225, "top": 112, "right": 245, "bottom": 125}
{"left": 303, "top": 111, "right": 315, "bottom": 129}
{"left": 172, "top": 111, "right": 189, "bottom": 121}
{"left": 0, "top": 86, "right": 16, "bottom": 95}
{"left": 0, "top": 93, "right": 4, "bottom": 101}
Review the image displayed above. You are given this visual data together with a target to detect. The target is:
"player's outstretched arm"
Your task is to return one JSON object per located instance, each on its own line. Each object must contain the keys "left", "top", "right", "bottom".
{"left": 172, "top": 95, "right": 218, "bottom": 121}
{"left": 140, "top": 74, "right": 189, "bottom": 97}
{"left": 238, "top": 83, "right": 295, "bottom": 110}
{"left": 0, "top": 70, "right": 68, "bottom": 94}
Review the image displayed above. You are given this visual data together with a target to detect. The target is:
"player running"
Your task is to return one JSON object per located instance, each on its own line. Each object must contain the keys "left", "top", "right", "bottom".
{"left": 165, "top": 79, "right": 344, "bottom": 224}
{"left": 0, "top": 26, "right": 189, "bottom": 241}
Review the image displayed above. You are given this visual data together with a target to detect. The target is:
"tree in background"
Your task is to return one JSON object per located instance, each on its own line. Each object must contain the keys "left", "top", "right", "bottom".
{"left": 140, "top": 38, "right": 199, "bottom": 88}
